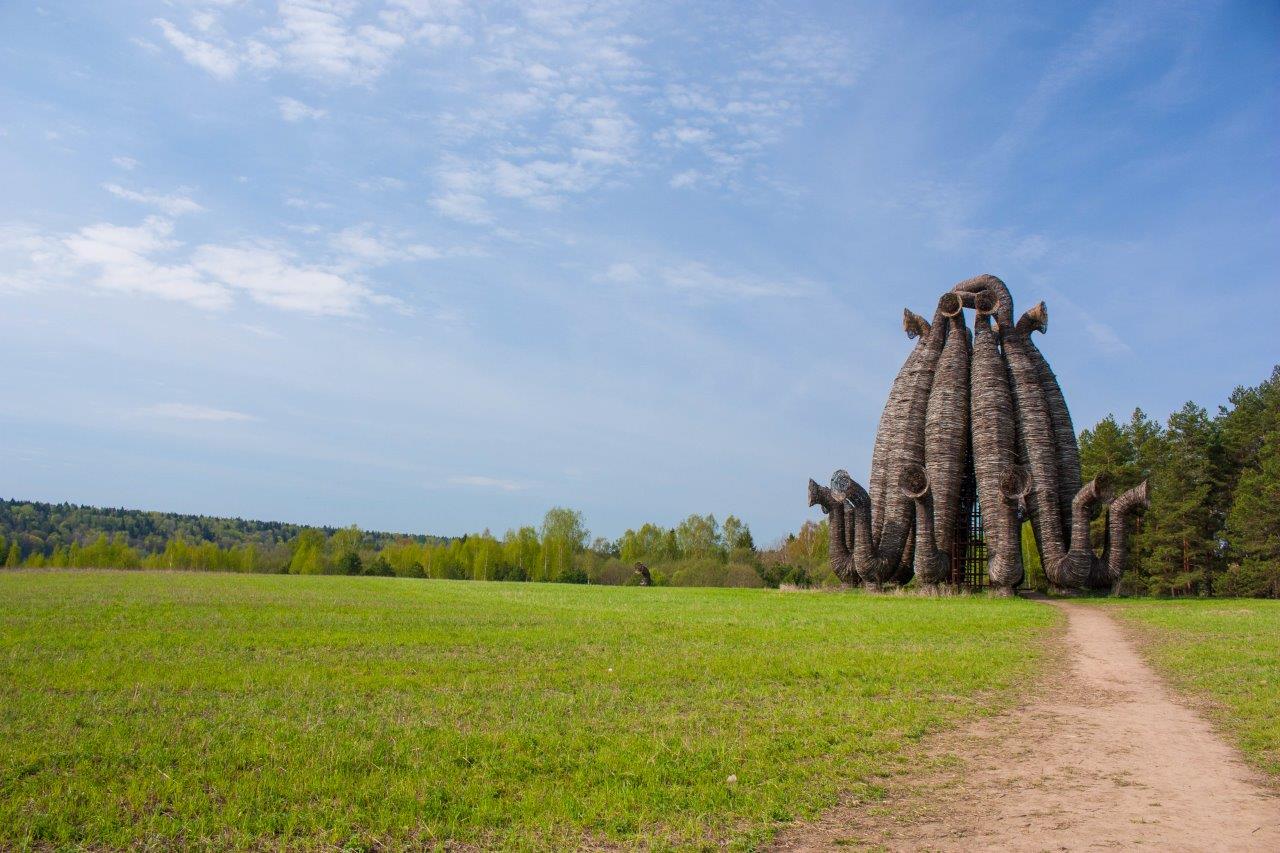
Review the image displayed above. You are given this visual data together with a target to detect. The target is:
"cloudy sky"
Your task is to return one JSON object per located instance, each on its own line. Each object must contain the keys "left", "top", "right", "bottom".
{"left": 1, "top": 1, "right": 1276, "bottom": 542}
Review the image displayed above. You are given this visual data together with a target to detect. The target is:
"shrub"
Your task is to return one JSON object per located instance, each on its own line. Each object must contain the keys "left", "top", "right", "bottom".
{"left": 757, "top": 563, "right": 786, "bottom": 588}
{"left": 725, "top": 563, "right": 765, "bottom": 588}
{"left": 552, "top": 563, "right": 586, "bottom": 584}
{"left": 783, "top": 566, "right": 812, "bottom": 588}
{"left": 337, "top": 552, "right": 363, "bottom": 576}
{"left": 555, "top": 565, "right": 588, "bottom": 584}
{"left": 1217, "top": 560, "right": 1280, "bottom": 598}
{"left": 667, "top": 558, "right": 727, "bottom": 587}
{"left": 591, "top": 558, "right": 635, "bottom": 586}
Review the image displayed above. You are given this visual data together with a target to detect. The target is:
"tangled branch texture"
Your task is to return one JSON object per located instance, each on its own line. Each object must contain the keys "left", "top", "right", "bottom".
{"left": 808, "top": 275, "right": 1149, "bottom": 593}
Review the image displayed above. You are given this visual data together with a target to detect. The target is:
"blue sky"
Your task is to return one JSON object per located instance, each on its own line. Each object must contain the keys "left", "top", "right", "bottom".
{"left": 1, "top": 1, "right": 1276, "bottom": 543}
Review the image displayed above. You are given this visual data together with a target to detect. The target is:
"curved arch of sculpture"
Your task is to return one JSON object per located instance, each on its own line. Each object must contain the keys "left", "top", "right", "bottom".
{"left": 809, "top": 275, "right": 1149, "bottom": 594}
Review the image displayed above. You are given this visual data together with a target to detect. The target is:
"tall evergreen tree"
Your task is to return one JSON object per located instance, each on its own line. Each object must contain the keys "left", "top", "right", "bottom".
{"left": 1079, "top": 414, "right": 1138, "bottom": 484}
{"left": 1218, "top": 367, "right": 1280, "bottom": 595}
{"left": 1222, "top": 432, "right": 1280, "bottom": 596}
{"left": 1134, "top": 403, "right": 1226, "bottom": 595}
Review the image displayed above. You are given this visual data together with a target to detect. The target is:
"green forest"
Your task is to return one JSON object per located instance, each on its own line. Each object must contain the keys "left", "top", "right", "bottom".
{"left": 3, "top": 366, "right": 1276, "bottom": 596}
{"left": 0, "top": 501, "right": 793, "bottom": 588}
{"left": 1075, "top": 365, "right": 1280, "bottom": 597}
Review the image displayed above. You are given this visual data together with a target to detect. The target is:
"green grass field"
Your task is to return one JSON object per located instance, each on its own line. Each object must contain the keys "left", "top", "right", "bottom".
{"left": 1094, "top": 598, "right": 1280, "bottom": 779}
{"left": 0, "top": 571, "right": 1057, "bottom": 850}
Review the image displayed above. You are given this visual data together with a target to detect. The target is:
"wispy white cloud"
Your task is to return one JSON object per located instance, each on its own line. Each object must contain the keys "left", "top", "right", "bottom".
{"left": 1042, "top": 285, "right": 1134, "bottom": 356}
{"left": 267, "top": 0, "right": 407, "bottom": 83}
{"left": 895, "top": 178, "right": 1057, "bottom": 267}
{"left": 138, "top": 402, "right": 255, "bottom": 422}
{"left": 238, "top": 323, "right": 284, "bottom": 340}
{"left": 985, "top": 2, "right": 1162, "bottom": 167}
{"left": 358, "top": 175, "right": 407, "bottom": 192}
{"left": 0, "top": 225, "right": 74, "bottom": 293}
{"left": 220, "top": 3, "right": 846, "bottom": 223}
{"left": 131, "top": 36, "right": 161, "bottom": 55}
{"left": 448, "top": 475, "right": 527, "bottom": 492}
{"left": 190, "top": 10, "right": 220, "bottom": 34}
{"left": 329, "top": 224, "right": 440, "bottom": 265}
{"left": 431, "top": 191, "right": 492, "bottom": 225}
{"left": 661, "top": 261, "right": 807, "bottom": 302}
{"left": 112, "top": 156, "right": 139, "bottom": 171}
{"left": 283, "top": 196, "right": 334, "bottom": 210}
{"left": 155, "top": 0, "right": 468, "bottom": 85}
{"left": 64, "top": 217, "right": 233, "bottom": 310}
{"left": 654, "top": 124, "right": 713, "bottom": 147}
{"left": 153, "top": 17, "right": 241, "bottom": 79}
{"left": 191, "top": 243, "right": 380, "bottom": 316}
{"left": 653, "top": 25, "right": 859, "bottom": 191}
{"left": 143, "top": 2, "right": 859, "bottom": 224}
{"left": 596, "top": 256, "right": 806, "bottom": 301}
{"left": 668, "top": 169, "right": 701, "bottom": 189}
{"left": 277, "top": 96, "right": 327, "bottom": 121}
{"left": 103, "top": 183, "right": 204, "bottom": 216}
{"left": 7, "top": 214, "right": 412, "bottom": 316}
{"left": 1083, "top": 318, "right": 1131, "bottom": 355}
{"left": 598, "top": 261, "right": 640, "bottom": 283}
{"left": 431, "top": 99, "right": 641, "bottom": 218}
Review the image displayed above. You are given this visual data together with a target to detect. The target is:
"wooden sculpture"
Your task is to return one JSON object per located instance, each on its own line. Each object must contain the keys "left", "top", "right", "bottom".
{"left": 808, "top": 275, "right": 1148, "bottom": 594}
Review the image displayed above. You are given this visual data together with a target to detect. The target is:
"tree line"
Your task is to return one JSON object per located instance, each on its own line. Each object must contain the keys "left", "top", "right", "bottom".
{"left": 0, "top": 499, "right": 440, "bottom": 567}
{"left": 0, "top": 500, "right": 816, "bottom": 588}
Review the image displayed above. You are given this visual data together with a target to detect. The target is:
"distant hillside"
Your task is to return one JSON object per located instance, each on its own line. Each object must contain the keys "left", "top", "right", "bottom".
{"left": 0, "top": 498, "right": 445, "bottom": 558}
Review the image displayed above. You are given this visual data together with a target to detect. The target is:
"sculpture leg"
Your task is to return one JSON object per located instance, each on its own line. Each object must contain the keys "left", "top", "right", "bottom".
{"left": 900, "top": 463, "right": 950, "bottom": 588}
{"left": 1046, "top": 474, "right": 1110, "bottom": 590}
{"left": 1094, "top": 480, "right": 1150, "bottom": 592}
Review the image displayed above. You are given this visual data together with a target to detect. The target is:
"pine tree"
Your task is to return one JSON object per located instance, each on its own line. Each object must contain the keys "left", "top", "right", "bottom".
{"left": 1221, "top": 431, "right": 1280, "bottom": 596}
{"left": 1141, "top": 403, "right": 1227, "bottom": 595}
{"left": 1216, "top": 368, "right": 1280, "bottom": 595}
{"left": 1079, "top": 414, "right": 1139, "bottom": 485}
{"left": 1219, "top": 366, "right": 1280, "bottom": 481}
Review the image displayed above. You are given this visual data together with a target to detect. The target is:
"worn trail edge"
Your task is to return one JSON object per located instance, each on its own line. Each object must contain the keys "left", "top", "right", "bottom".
{"left": 773, "top": 601, "right": 1280, "bottom": 852}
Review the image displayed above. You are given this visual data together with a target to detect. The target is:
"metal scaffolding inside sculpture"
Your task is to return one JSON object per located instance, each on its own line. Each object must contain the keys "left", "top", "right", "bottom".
{"left": 807, "top": 274, "right": 1149, "bottom": 594}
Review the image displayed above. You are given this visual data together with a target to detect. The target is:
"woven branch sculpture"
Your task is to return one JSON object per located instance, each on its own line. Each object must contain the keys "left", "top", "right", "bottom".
{"left": 807, "top": 275, "right": 1149, "bottom": 594}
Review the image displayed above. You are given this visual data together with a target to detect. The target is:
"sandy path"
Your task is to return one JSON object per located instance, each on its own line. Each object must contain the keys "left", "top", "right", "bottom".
{"left": 774, "top": 601, "right": 1280, "bottom": 851}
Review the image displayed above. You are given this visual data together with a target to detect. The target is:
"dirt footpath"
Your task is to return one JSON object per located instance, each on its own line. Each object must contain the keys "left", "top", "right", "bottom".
{"left": 773, "top": 600, "right": 1280, "bottom": 852}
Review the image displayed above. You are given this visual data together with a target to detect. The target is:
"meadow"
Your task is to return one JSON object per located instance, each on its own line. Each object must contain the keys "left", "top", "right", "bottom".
{"left": 0, "top": 571, "right": 1057, "bottom": 850}
{"left": 1095, "top": 598, "right": 1280, "bottom": 779}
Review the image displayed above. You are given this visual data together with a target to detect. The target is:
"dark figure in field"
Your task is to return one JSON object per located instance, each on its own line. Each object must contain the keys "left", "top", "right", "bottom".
{"left": 634, "top": 562, "right": 653, "bottom": 586}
